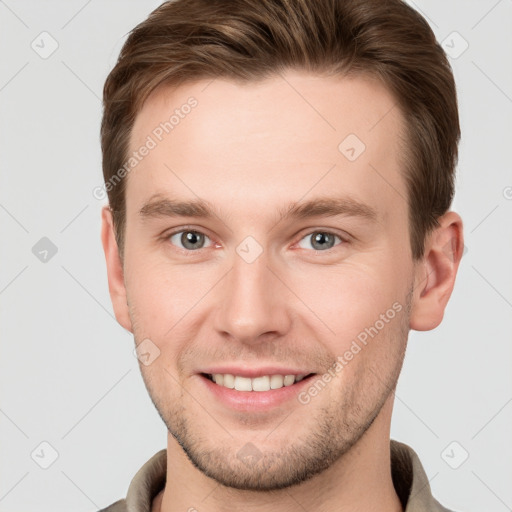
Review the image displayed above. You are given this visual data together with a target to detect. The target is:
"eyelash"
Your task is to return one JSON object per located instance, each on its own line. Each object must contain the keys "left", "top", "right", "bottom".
{"left": 163, "top": 226, "right": 349, "bottom": 254}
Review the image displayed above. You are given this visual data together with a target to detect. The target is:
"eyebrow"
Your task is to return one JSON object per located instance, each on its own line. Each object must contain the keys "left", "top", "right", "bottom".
{"left": 139, "top": 195, "right": 378, "bottom": 224}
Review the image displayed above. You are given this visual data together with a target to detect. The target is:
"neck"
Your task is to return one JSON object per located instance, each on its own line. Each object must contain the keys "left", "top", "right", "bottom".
{"left": 155, "top": 397, "right": 402, "bottom": 512}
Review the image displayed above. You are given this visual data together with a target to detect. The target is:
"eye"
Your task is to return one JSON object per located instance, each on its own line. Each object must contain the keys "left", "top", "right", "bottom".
{"left": 168, "top": 229, "right": 213, "bottom": 251}
{"left": 297, "top": 231, "right": 344, "bottom": 251}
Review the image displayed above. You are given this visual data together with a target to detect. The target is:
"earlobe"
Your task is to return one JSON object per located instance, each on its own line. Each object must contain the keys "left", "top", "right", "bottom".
{"left": 409, "top": 211, "right": 464, "bottom": 331}
{"left": 100, "top": 206, "right": 133, "bottom": 332}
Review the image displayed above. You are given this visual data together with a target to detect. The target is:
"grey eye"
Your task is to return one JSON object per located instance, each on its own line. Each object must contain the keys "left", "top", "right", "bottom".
{"left": 169, "top": 230, "right": 212, "bottom": 250}
{"left": 297, "top": 231, "right": 341, "bottom": 251}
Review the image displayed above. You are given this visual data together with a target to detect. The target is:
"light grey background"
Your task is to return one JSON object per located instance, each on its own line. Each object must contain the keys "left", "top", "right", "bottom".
{"left": 1, "top": 1, "right": 511, "bottom": 511}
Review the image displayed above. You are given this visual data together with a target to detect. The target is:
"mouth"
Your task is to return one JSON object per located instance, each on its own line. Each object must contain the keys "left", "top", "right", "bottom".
{"left": 201, "top": 372, "right": 316, "bottom": 392}
{"left": 197, "top": 366, "right": 318, "bottom": 411}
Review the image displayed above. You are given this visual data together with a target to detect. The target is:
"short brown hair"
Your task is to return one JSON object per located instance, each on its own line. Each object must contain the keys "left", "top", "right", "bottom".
{"left": 101, "top": 0, "right": 460, "bottom": 260}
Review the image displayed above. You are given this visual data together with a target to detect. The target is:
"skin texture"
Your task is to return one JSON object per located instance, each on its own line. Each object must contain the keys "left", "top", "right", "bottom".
{"left": 101, "top": 70, "right": 464, "bottom": 512}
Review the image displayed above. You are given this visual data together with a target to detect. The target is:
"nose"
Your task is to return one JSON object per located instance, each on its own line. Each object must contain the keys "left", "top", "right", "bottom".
{"left": 213, "top": 244, "right": 292, "bottom": 345}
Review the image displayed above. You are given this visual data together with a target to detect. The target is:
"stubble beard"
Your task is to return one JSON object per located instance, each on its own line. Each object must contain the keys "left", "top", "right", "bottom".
{"left": 134, "top": 289, "right": 412, "bottom": 491}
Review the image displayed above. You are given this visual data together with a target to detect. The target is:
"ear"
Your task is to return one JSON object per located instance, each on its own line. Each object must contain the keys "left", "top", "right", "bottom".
{"left": 100, "top": 206, "right": 133, "bottom": 332}
{"left": 409, "top": 211, "right": 464, "bottom": 331}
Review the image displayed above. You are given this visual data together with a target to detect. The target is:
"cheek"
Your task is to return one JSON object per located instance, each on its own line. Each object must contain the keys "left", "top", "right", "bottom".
{"left": 291, "top": 260, "right": 401, "bottom": 340}
{"left": 123, "top": 234, "right": 225, "bottom": 378}
{"left": 124, "top": 253, "right": 218, "bottom": 354}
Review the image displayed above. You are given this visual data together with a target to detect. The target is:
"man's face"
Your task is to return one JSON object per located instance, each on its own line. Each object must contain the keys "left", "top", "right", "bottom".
{"left": 119, "top": 70, "right": 416, "bottom": 490}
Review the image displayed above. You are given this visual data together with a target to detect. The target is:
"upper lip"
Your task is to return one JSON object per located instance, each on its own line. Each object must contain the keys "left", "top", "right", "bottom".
{"left": 198, "top": 366, "right": 315, "bottom": 378}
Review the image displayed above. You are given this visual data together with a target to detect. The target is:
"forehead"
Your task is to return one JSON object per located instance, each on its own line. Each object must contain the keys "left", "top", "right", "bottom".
{"left": 126, "top": 70, "right": 407, "bottom": 225}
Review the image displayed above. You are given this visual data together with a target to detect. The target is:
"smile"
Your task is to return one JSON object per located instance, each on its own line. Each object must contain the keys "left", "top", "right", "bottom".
{"left": 203, "top": 373, "right": 314, "bottom": 392}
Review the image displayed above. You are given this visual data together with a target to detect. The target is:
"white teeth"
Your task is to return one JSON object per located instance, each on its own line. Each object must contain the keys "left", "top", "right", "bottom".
{"left": 283, "top": 375, "right": 295, "bottom": 386}
{"left": 210, "top": 373, "right": 308, "bottom": 391}
{"left": 234, "top": 376, "right": 252, "bottom": 391}
{"left": 222, "top": 374, "right": 235, "bottom": 388}
{"left": 270, "top": 375, "right": 284, "bottom": 389}
{"left": 252, "top": 376, "right": 270, "bottom": 392}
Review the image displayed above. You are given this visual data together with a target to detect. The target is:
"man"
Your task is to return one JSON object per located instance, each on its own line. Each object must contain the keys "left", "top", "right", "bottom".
{"left": 99, "top": 0, "right": 464, "bottom": 510}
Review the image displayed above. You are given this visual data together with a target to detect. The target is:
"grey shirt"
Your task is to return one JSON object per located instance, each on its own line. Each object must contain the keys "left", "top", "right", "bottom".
{"left": 99, "top": 440, "right": 456, "bottom": 512}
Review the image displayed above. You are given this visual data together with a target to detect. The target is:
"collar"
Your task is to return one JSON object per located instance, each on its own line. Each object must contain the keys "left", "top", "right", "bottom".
{"left": 113, "top": 440, "right": 453, "bottom": 512}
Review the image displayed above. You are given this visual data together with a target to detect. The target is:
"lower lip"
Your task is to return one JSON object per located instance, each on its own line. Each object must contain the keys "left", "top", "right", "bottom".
{"left": 198, "top": 374, "right": 315, "bottom": 412}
